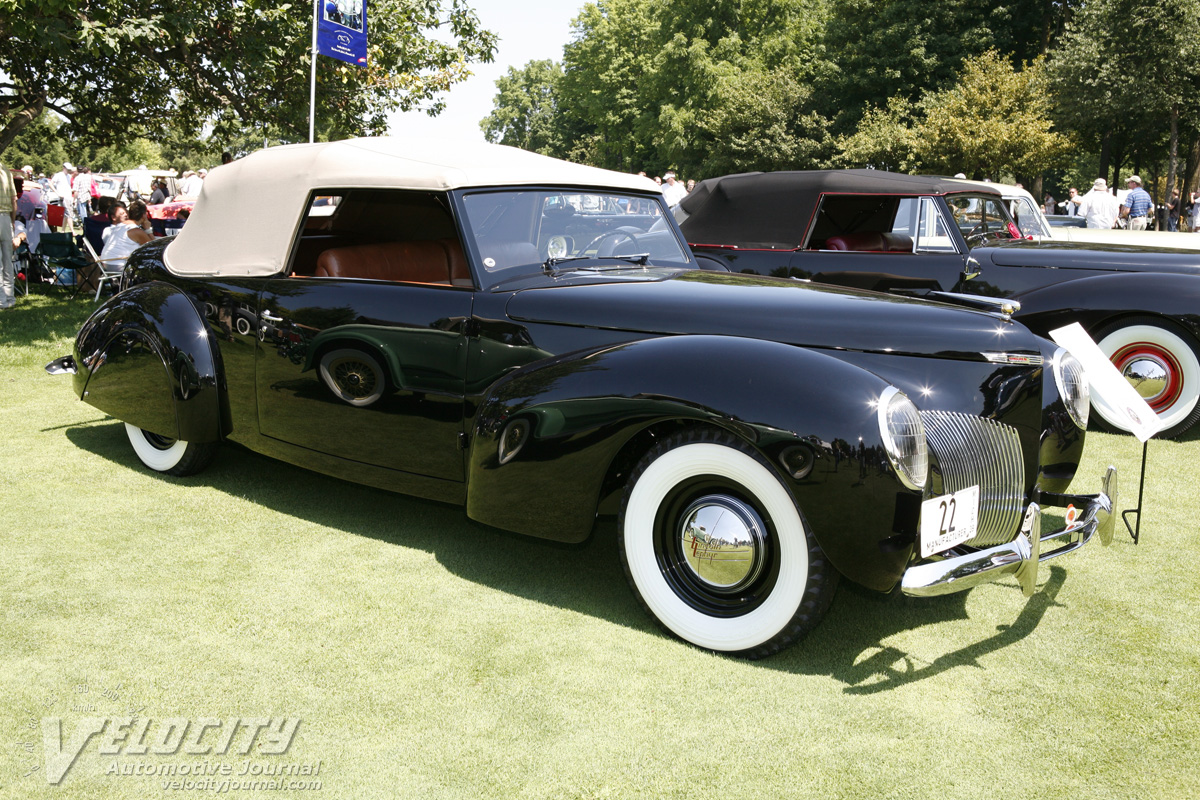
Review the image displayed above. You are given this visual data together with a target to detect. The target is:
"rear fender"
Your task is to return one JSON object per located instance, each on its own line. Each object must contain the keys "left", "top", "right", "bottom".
{"left": 74, "top": 281, "right": 228, "bottom": 442}
{"left": 467, "top": 334, "right": 918, "bottom": 591}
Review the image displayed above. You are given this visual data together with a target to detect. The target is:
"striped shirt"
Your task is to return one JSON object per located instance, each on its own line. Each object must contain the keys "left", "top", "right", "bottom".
{"left": 1123, "top": 187, "right": 1152, "bottom": 218}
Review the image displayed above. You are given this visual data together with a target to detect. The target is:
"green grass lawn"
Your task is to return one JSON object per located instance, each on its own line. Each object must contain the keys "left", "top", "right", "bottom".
{"left": 2, "top": 294, "right": 1199, "bottom": 799}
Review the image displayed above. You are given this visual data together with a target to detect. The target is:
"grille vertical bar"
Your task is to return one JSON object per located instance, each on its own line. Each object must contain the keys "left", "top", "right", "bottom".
{"left": 920, "top": 411, "right": 1026, "bottom": 547}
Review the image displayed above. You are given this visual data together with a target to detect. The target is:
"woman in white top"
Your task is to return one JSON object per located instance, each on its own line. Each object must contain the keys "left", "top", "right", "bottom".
{"left": 100, "top": 201, "right": 154, "bottom": 268}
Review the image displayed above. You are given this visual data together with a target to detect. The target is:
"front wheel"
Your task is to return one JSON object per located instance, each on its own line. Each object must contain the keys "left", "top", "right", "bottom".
{"left": 124, "top": 423, "right": 218, "bottom": 476}
{"left": 1092, "top": 317, "right": 1200, "bottom": 439}
{"left": 618, "top": 428, "right": 838, "bottom": 659}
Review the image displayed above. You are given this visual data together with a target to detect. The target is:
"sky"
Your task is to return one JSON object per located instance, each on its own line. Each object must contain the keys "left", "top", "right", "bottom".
{"left": 386, "top": 0, "right": 585, "bottom": 142}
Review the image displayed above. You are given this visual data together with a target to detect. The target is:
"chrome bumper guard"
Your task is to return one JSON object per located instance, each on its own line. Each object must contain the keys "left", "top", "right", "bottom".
{"left": 901, "top": 466, "right": 1116, "bottom": 598}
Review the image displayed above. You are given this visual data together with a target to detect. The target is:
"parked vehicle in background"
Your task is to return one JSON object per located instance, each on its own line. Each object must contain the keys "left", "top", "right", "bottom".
{"left": 48, "top": 140, "right": 1114, "bottom": 658}
{"left": 974, "top": 181, "right": 1200, "bottom": 250}
{"left": 679, "top": 170, "right": 1200, "bottom": 438}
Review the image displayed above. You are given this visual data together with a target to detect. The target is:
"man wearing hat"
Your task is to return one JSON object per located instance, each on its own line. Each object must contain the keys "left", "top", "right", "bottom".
{"left": 661, "top": 171, "right": 687, "bottom": 207}
{"left": 1121, "top": 175, "right": 1153, "bottom": 231}
{"left": 1077, "top": 178, "right": 1120, "bottom": 230}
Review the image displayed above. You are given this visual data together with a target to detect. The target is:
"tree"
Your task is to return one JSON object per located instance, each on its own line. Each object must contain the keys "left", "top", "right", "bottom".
{"left": 480, "top": 60, "right": 564, "bottom": 155}
{"left": 817, "top": 0, "right": 1078, "bottom": 134}
{"left": 550, "top": 0, "right": 829, "bottom": 177}
{"left": 834, "top": 52, "right": 1071, "bottom": 181}
{"left": 916, "top": 51, "right": 1072, "bottom": 180}
{"left": 1049, "top": 0, "right": 1200, "bottom": 198}
{"left": 832, "top": 98, "right": 921, "bottom": 173}
{"left": 0, "top": 0, "right": 498, "bottom": 154}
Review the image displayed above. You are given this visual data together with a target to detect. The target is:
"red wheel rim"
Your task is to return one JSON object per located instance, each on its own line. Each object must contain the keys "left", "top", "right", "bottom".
{"left": 1110, "top": 341, "right": 1183, "bottom": 412}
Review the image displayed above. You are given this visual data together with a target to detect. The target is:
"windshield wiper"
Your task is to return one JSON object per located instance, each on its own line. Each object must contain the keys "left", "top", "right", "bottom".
{"left": 542, "top": 255, "right": 591, "bottom": 271}
{"left": 543, "top": 253, "right": 652, "bottom": 273}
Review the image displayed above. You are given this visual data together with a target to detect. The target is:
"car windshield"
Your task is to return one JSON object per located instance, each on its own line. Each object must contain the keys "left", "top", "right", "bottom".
{"left": 460, "top": 189, "right": 691, "bottom": 281}
{"left": 1007, "top": 195, "right": 1053, "bottom": 237}
{"left": 944, "top": 194, "right": 1021, "bottom": 245}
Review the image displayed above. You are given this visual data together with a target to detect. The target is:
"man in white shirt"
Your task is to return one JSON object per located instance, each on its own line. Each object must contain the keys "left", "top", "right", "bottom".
{"left": 661, "top": 171, "right": 687, "bottom": 207}
{"left": 1077, "top": 178, "right": 1120, "bottom": 229}
{"left": 50, "top": 162, "right": 76, "bottom": 223}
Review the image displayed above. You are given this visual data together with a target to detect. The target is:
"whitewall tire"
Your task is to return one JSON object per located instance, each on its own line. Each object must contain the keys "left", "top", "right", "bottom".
{"left": 618, "top": 428, "right": 838, "bottom": 658}
{"left": 1093, "top": 318, "right": 1200, "bottom": 439}
{"left": 124, "top": 423, "right": 218, "bottom": 476}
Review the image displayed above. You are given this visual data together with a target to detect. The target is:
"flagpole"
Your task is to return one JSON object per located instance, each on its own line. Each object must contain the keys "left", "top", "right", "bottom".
{"left": 309, "top": 0, "right": 319, "bottom": 143}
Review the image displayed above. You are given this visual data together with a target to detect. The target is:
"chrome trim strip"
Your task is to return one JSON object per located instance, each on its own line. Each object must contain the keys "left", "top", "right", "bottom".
{"left": 901, "top": 467, "right": 1115, "bottom": 598}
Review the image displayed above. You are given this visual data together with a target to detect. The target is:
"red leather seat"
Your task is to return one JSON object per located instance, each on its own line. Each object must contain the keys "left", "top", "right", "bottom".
{"left": 315, "top": 240, "right": 451, "bottom": 284}
{"left": 824, "top": 232, "right": 913, "bottom": 252}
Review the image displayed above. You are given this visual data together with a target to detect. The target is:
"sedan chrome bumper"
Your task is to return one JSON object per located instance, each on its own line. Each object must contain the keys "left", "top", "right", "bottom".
{"left": 901, "top": 466, "right": 1116, "bottom": 598}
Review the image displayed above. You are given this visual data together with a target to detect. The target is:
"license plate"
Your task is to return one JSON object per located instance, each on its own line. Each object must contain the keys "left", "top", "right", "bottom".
{"left": 920, "top": 485, "right": 979, "bottom": 558}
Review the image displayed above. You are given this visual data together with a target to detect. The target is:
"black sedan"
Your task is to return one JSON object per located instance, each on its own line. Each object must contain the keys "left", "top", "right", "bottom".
{"left": 679, "top": 170, "right": 1200, "bottom": 438}
{"left": 48, "top": 140, "right": 1113, "bottom": 658}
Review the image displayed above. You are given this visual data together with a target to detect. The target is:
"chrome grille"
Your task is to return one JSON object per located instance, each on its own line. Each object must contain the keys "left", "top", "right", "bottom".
{"left": 920, "top": 411, "right": 1026, "bottom": 547}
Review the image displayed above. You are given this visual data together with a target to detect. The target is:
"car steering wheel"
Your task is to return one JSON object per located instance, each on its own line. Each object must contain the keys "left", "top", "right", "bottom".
{"left": 584, "top": 230, "right": 637, "bottom": 257}
{"left": 965, "top": 224, "right": 994, "bottom": 246}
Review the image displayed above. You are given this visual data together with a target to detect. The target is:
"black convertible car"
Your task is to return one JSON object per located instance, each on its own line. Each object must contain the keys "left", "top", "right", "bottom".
{"left": 48, "top": 140, "right": 1114, "bottom": 658}
{"left": 679, "top": 170, "right": 1200, "bottom": 438}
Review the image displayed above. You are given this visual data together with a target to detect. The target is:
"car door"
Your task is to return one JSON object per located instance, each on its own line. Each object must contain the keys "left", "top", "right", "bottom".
{"left": 254, "top": 190, "right": 474, "bottom": 482}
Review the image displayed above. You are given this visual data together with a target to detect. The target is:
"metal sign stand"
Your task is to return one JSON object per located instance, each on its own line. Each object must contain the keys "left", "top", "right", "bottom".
{"left": 1122, "top": 440, "right": 1149, "bottom": 544}
{"left": 309, "top": 0, "right": 319, "bottom": 143}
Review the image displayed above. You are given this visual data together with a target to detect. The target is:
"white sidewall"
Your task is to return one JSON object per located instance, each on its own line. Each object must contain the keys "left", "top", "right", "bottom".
{"left": 125, "top": 423, "right": 188, "bottom": 472}
{"left": 1094, "top": 324, "right": 1200, "bottom": 431}
{"left": 624, "top": 443, "right": 809, "bottom": 652}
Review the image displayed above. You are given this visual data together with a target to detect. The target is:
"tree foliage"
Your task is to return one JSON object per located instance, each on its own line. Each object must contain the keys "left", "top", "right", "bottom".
{"left": 1048, "top": 0, "right": 1200, "bottom": 189}
{"left": 549, "top": 0, "right": 829, "bottom": 177}
{"left": 0, "top": 0, "right": 497, "bottom": 154}
{"left": 917, "top": 51, "right": 1072, "bottom": 178}
{"left": 480, "top": 60, "right": 564, "bottom": 155}
{"left": 835, "top": 52, "right": 1071, "bottom": 181}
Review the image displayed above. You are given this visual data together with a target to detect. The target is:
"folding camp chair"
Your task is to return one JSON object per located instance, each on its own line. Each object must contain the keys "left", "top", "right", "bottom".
{"left": 79, "top": 236, "right": 126, "bottom": 301}
{"left": 35, "top": 232, "right": 90, "bottom": 297}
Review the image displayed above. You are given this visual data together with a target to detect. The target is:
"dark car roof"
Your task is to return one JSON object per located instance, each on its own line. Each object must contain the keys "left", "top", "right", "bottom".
{"left": 679, "top": 170, "right": 1003, "bottom": 248}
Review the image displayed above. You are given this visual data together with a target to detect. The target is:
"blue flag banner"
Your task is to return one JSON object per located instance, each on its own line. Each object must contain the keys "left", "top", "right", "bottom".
{"left": 316, "top": 0, "right": 368, "bottom": 66}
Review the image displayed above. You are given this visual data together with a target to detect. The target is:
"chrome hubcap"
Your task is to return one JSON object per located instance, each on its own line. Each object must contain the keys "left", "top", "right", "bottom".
{"left": 678, "top": 495, "right": 766, "bottom": 592}
{"left": 1121, "top": 357, "right": 1168, "bottom": 402}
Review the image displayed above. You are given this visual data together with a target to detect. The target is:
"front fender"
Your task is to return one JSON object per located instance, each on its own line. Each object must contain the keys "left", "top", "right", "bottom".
{"left": 73, "top": 281, "right": 228, "bottom": 442}
{"left": 466, "top": 334, "right": 918, "bottom": 591}
{"left": 1013, "top": 271, "right": 1200, "bottom": 341}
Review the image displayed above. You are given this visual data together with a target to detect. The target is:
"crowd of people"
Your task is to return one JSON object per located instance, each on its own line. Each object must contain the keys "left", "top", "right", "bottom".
{"left": 639, "top": 170, "right": 697, "bottom": 208}
{"left": 1048, "top": 175, "right": 1200, "bottom": 232}
{"left": 0, "top": 154, "right": 229, "bottom": 308}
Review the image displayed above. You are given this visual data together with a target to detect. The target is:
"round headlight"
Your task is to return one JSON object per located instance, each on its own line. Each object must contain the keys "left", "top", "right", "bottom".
{"left": 1053, "top": 348, "right": 1090, "bottom": 428}
{"left": 877, "top": 386, "right": 928, "bottom": 491}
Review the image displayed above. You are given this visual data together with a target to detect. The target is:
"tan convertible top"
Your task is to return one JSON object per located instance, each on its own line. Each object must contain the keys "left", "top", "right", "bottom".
{"left": 164, "top": 137, "right": 661, "bottom": 277}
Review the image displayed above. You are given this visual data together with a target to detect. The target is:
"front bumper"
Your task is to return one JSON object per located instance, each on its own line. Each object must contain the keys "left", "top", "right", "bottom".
{"left": 901, "top": 466, "right": 1116, "bottom": 598}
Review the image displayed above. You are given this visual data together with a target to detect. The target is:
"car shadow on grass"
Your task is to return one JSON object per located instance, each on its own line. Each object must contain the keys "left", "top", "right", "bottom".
{"left": 767, "top": 565, "right": 1069, "bottom": 693}
{"left": 66, "top": 419, "right": 1074, "bottom": 686}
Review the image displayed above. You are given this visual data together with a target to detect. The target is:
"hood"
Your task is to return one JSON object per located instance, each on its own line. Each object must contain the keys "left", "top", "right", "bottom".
{"left": 506, "top": 271, "right": 1048, "bottom": 360}
{"left": 980, "top": 239, "right": 1200, "bottom": 275}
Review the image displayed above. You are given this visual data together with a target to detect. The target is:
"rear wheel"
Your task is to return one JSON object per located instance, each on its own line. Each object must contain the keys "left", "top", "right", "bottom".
{"left": 124, "top": 423, "right": 218, "bottom": 476}
{"left": 618, "top": 428, "right": 838, "bottom": 659}
{"left": 1092, "top": 317, "right": 1200, "bottom": 439}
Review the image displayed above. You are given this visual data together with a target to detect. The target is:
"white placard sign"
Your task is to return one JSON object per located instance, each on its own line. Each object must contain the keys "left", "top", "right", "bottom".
{"left": 1050, "top": 322, "right": 1164, "bottom": 442}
